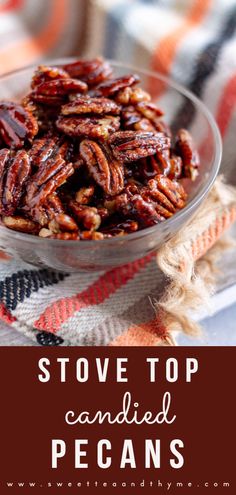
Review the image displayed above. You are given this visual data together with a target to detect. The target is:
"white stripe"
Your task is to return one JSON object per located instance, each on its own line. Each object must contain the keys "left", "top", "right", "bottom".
{"left": 58, "top": 258, "right": 159, "bottom": 342}
{"left": 85, "top": 0, "right": 114, "bottom": 56}
{"left": 0, "top": 259, "right": 41, "bottom": 281}
{"left": 12, "top": 271, "right": 102, "bottom": 325}
{"left": 124, "top": 4, "right": 182, "bottom": 55}
{"left": 189, "top": 35, "right": 236, "bottom": 145}
{"left": 171, "top": 0, "right": 236, "bottom": 86}
{"left": 67, "top": 287, "right": 162, "bottom": 346}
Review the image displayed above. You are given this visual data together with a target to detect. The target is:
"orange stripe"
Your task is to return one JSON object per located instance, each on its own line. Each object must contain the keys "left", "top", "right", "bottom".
{"left": 0, "top": 250, "right": 11, "bottom": 260}
{"left": 215, "top": 73, "right": 236, "bottom": 137}
{"left": 0, "top": 0, "right": 67, "bottom": 73}
{"left": 150, "top": 0, "right": 212, "bottom": 96}
{"left": 34, "top": 254, "right": 153, "bottom": 333}
{"left": 0, "top": 0, "right": 23, "bottom": 12}
{"left": 0, "top": 302, "right": 16, "bottom": 324}
{"left": 110, "top": 317, "right": 168, "bottom": 346}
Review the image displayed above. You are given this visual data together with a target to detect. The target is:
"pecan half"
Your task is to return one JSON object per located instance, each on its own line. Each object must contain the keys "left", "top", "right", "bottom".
{"left": 115, "top": 87, "right": 151, "bottom": 105}
{"left": 0, "top": 149, "right": 31, "bottom": 215}
{"left": 137, "top": 154, "right": 171, "bottom": 182}
{"left": 63, "top": 57, "right": 112, "bottom": 86}
{"left": 61, "top": 96, "right": 120, "bottom": 115}
{"left": 136, "top": 102, "right": 163, "bottom": 120}
{"left": 168, "top": 155, "right": 183, "bottom": 180}
{"left": 116, "top": 192, "right": 163, "bottom": 227}
{"left": 109, "top": 130, "right": 170, "bottom": 162}
{"left": 49, "top": 213, "right": 78, "bottom": 233}
{"left": 29, "top": 135, "right": 73, "bottom": 167}
{"left": 121, "top": 105, "right": 156, "bottom": 132}
{"left": 56, "top": 115, "right": 120, "bottom": 140}
{"left": 147, "top": 175, "right": 187, "bottom": 215}
{"left": 80, "top": 140, "right": 124, "bottom": 196}
{"left": 25, "top": 157, "right": 74, "bottom": 208}
{"left": 31, "top": 65, "right": 70, "bottom": 89}
{"left": 69, "top": 201, "right": 101, "bottom": 231}
{"left": 75, "top": 185, "right": 95, "bottom": 204}
{"left": 0, "top": 101, "right": 38, "bottom": 148}
{"left": 29, "top": 94, "right": 66, "bottom": 106}
{"left": 121, "top": 102, "right": 171, "bottom": 136}
{"left": 2, "top": 215, "right": 39, "bottom": 233}
{"left": 52, "top": 232, "right": 79, "bottom": 240}
{"left": 175, "top": 129, "right": 200, "bottom": 180}
{"left": 30, "top": 193, "right": 65, "bottom": 226}
{"left": 80, "top": 231, "right": 104, "bottom": 240}
{"left": 115, "top": 174, "right": 186, "bottom": 224}
{"left": 33, "top": 78, "right": 88, "bottom": 96}
{"left": 30, "top": 78, "right": 88, "bottom": 106}
{"left": 101, "top": 219, "right": 138, "bottom": 236}
{"left": 96, "top": 74, "right": 140, "bottom": 97}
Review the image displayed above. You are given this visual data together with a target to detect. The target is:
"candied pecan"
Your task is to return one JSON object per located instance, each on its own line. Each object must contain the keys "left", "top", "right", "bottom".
{"left": 115, "top": 87, "right": 151, "bottom": 105}
{"left": 25, "top": 157, "right": 74, "bottom": 208}
{"left": 96, "top": 74, "right": 140, "bottom": 97}
{"left": 39, "top": 227, "right": 53, "bottom": 237}
{"left": 49, "top": 213, "right": 78, "bottom": 233}
{"left": 80, "top": 140, "right": 124, "bottom": 196}
{"left": 2, "top": 215, "right": 39, "bottom": 233}
{"left": 47, "top": 193, "right": 64, "bottom": 216}
{"left": 136, "top": 101, "right": 163, "bottom": 120}
{"left": 121, "top": 106, "right": 155, "bottom": 131}
{"left": 147, "top": 175, "right": 187, "bottom": 212}
{"left": 0, "top": 101, "right": 38, "bottom": 148}
{"left": 52, "top": 232, "right": 79, "bottom": 240}
{"left": 168, "top": 155, "right": 183, "bottom": 180}
{"left": 115, "top": 174, "right": 187, "bottom": 224}
{"left": 30, "top": 94, "right": 66, "bottom": 106}
{"left": 175, "top": 129, "right": 200, "bottom": 180}
{"left": 116, "top": 192, "right": 162, "bottom": 227}
{"left": 109, "top": 130, "right": 170, "bottom": 162}
{"left": 29, "top": 192, "right": 64, "bottom": 227}
{"left": 0, "top": 149, "right": 31, "bottom": 215}
{"left": 75, "top": 185, "right": 95, "bottom": 204}
{"left": 138, "top": 154, "right": 171, "bottom": 182}
{"left": 61, "top": 96, "right": 120, "bottom": 115}
{"left": 29, "top": 135, "right": 73, "bottom": 167}
{"left": 152, "top": 119, "right": 171, "bottom": 137}
{"left": 121, "top": 102, "right": 171, "bottom": 136}
{"left": 101, "top": 219, "right": 138, "bottom": 236}
{"left": 31, "top": 65, "right": 70, "bottom": 89}
{"left": 33, "top": 78, "right": 88, "bottom": 96}
{"left": 69, "top": 201, "right": 101, "bottom": 231}
{"left": 0, "top": 57, "right": 196, "bottom": 241}
{"left": 96, "top": 207, "right": 109, "bottom": 221}
{"left": 56, "top": 115, "right": 120, "bottom": 140}
{"left": 121, "top": 100, "right": 171, "bottom": 136}
{"left": 30, "top": 78, "right": 88, "bottom": 107}
{"left": 30, "top": 204, "right": 49, "bottom": 226}
{"left": 63, "top": 57, "right": 112, "bottom": 86}
{"left": 80, "top": 231, "right": 104, "bottom": 240}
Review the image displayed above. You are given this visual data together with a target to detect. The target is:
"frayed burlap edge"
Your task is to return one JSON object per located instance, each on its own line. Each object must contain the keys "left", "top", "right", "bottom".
{"left": 155, "top": 176, "right": 236, "bottom": 337}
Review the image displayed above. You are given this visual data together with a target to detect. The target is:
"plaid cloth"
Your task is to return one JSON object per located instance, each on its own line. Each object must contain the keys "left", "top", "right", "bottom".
{"left": 0, "top": 0, "right": 236, "bottom": 346}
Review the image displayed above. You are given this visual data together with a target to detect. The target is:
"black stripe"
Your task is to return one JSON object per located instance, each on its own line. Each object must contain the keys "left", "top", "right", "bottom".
{"left": 36, "top": 331, "right": 64, "bottom": 346}
{"left": 0, "top": 269, "right": 68, "bottom": 311}
{"left": 172, "top": 6, "right": 236, "bottom": 130}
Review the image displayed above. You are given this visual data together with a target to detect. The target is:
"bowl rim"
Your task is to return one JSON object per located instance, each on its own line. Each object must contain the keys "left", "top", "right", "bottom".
{"left": 0, "top": 58, "right": 222, "bottom": 246}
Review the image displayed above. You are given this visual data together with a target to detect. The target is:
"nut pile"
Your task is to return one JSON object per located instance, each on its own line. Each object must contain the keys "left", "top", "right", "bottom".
{"left": 0, "top": 58, "right": 200, "bottom": 240}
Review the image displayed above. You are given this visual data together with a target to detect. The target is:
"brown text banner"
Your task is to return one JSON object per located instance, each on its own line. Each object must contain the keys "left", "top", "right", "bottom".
{"left": 0, "top": 347, "right": 235, "bottom": 494}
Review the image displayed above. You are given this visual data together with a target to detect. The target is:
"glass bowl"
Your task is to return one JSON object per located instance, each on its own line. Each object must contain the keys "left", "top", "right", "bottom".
{"left": 0, "top": 59, "right": 222, "bottom": 272}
